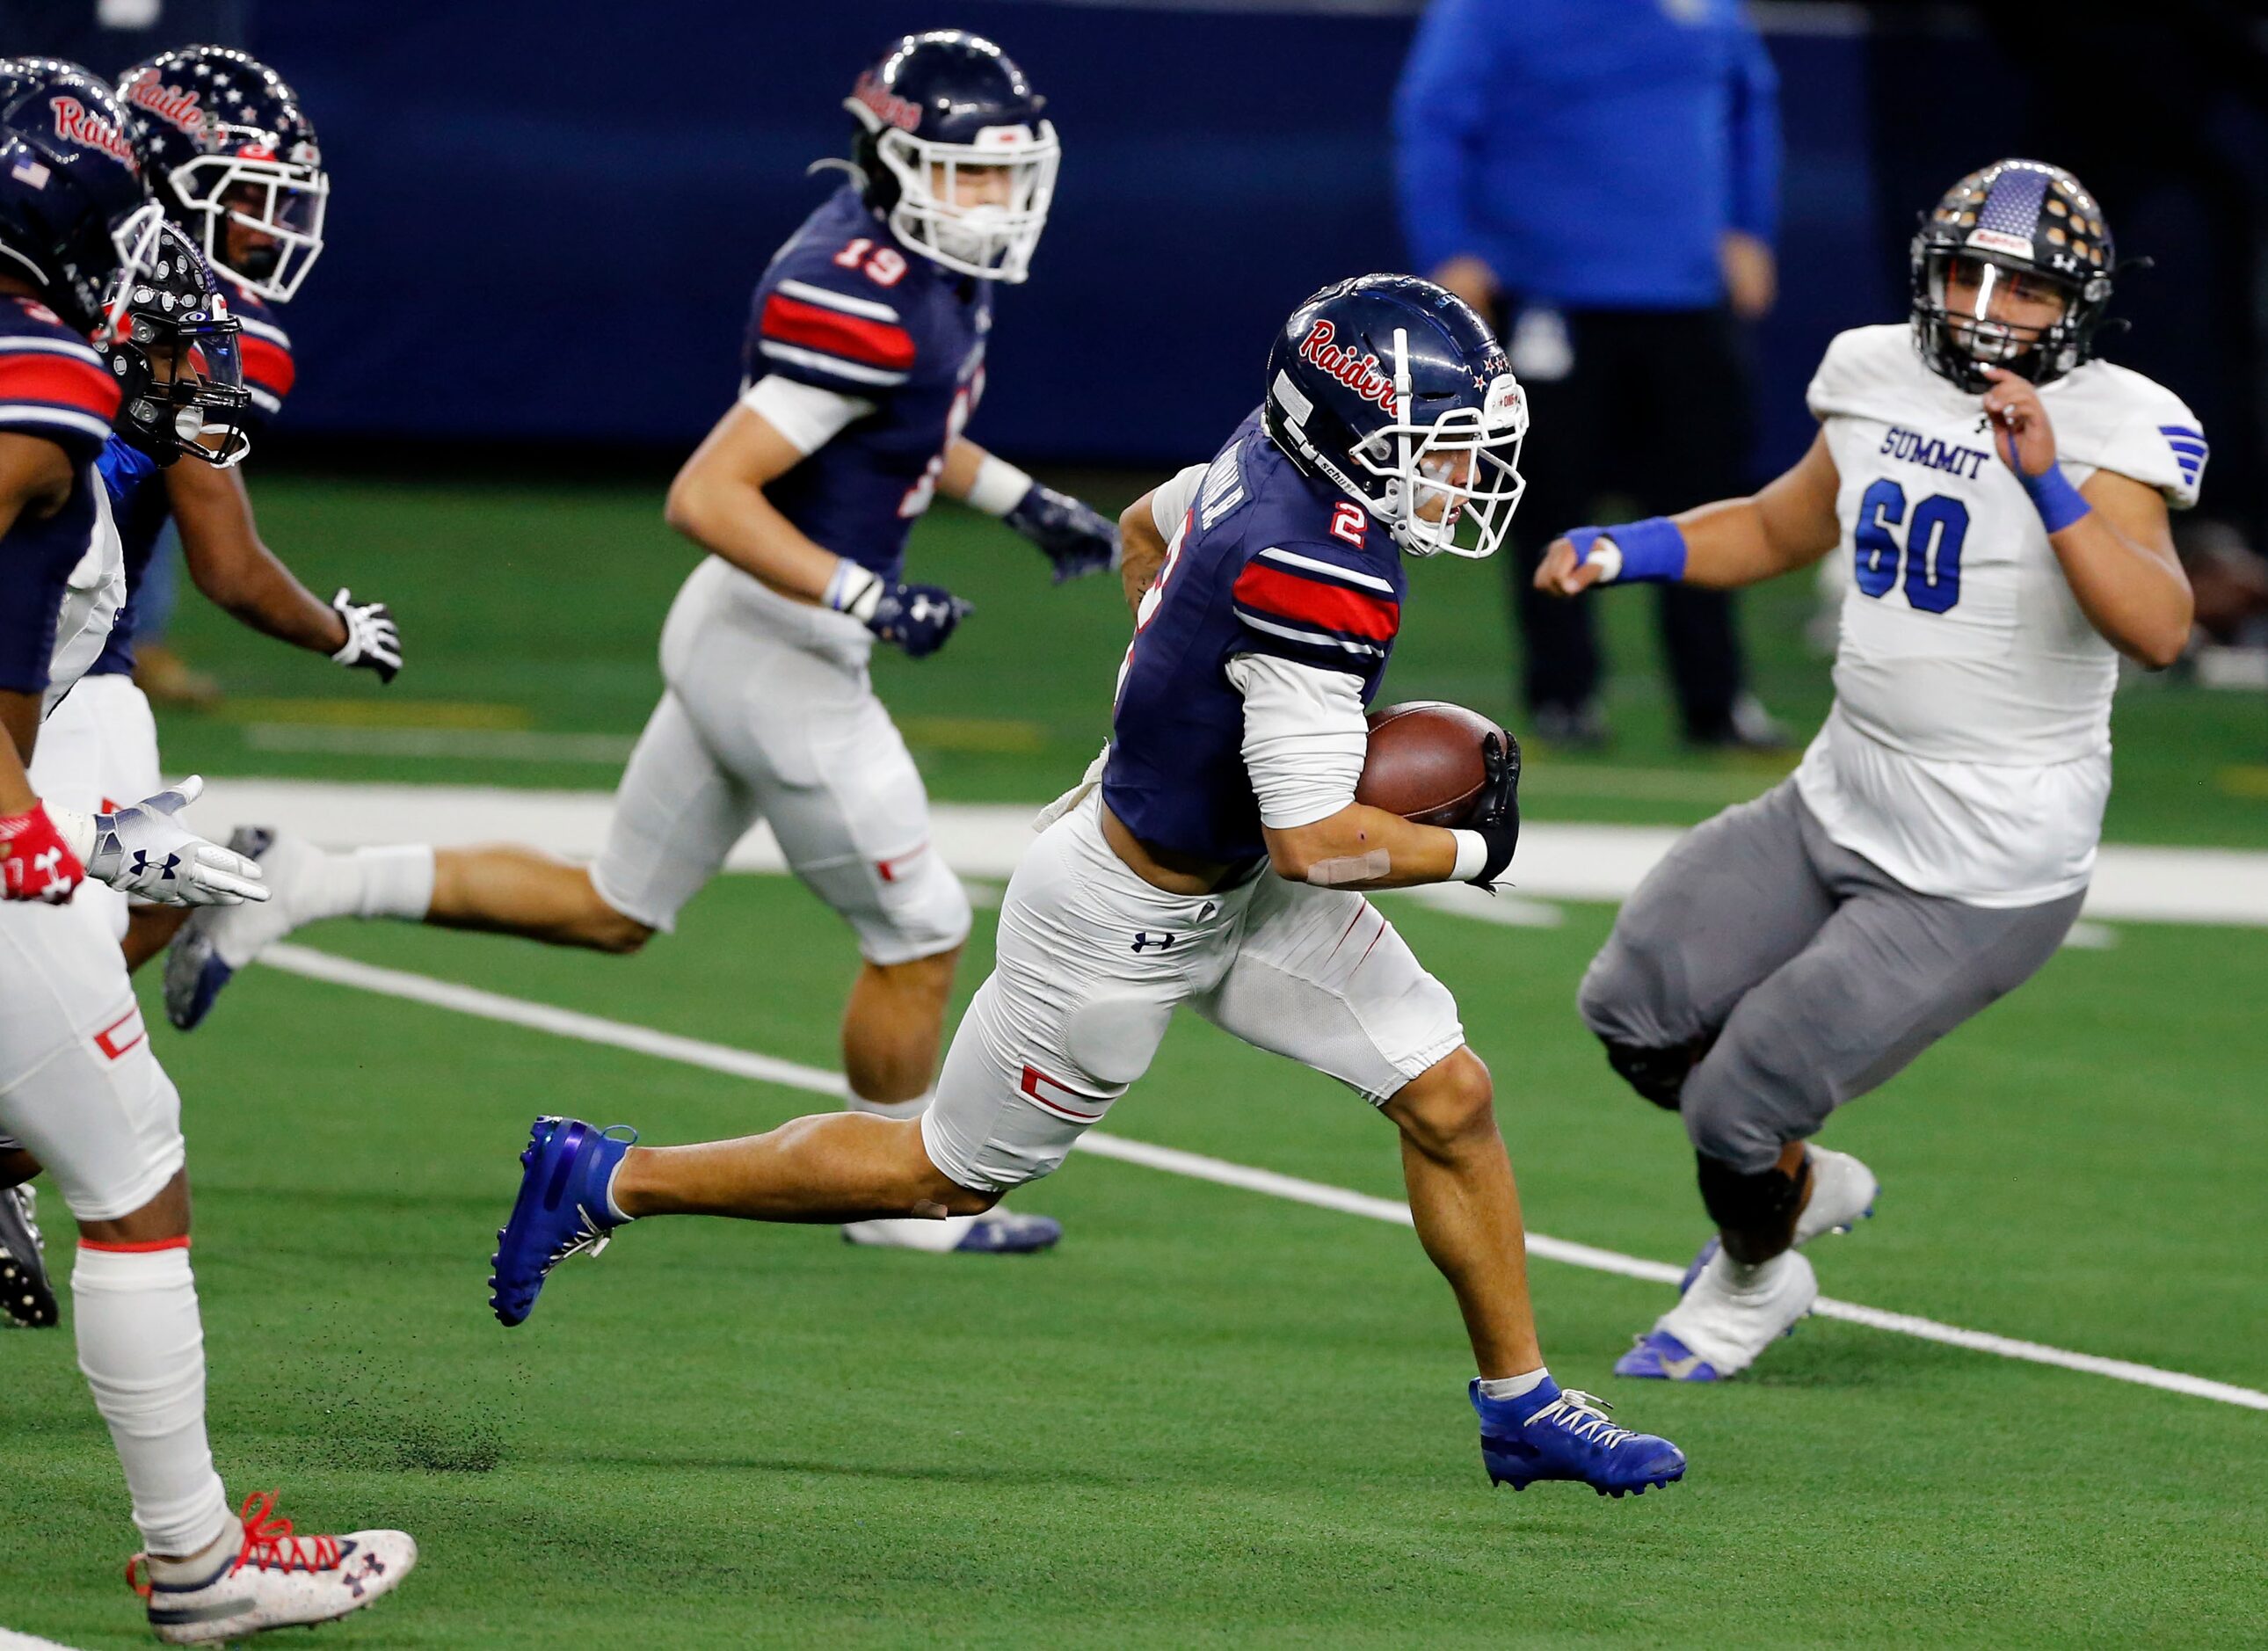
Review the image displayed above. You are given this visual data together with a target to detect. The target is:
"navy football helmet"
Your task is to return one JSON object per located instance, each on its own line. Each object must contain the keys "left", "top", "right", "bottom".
{"left": 1263, "top": 274, "right": 1528, "bottom": 559}
{"left": 95, "top": 218, "right": 251, "bottom": 468}
{"left": 843, "top": 32, "right": 1058, "bottom": 282}
{"left": 0, "top": 58, "right": 163, "bottom": 337}
{"left": 1911, "top": 159, "right": 2116, "bottom": 392}
{"left": 116, "top": 47, "right": 327, "bottom": 303}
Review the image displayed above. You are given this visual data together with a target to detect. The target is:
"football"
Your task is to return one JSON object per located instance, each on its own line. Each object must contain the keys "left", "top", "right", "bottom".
{"left": 1356, "top": 701, "right": 1508, "bottom": 826}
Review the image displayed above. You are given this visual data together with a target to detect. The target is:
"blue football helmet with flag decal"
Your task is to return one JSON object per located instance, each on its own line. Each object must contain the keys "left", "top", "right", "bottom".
{"left": 116, "top": 47, "right": 328, "bottom": 303}
{"left": 1261, "top": 273, "right": 1528, "bottom": 559}
{"left": 841, "top": 31, "right": 1058, "bottom": 282}
{"left": 1910, "top": 158, "right": 2117, "bottom": 393}
{"left": 0, "top": 58, "right": 163, "bottom": 336}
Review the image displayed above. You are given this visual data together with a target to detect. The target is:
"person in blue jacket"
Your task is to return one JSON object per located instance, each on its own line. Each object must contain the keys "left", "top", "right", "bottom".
{"left": 1394, "top": 0, "right": 1786, "bottom": 751}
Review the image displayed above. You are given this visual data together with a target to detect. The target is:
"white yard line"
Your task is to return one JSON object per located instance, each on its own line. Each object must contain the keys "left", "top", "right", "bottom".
{"left": 263, "top": 942, "right": 2268, "bottom": 1413}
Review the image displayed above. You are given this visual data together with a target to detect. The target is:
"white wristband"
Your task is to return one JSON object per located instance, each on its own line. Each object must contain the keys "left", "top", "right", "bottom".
{"left": 1450, "top": 829, "right": 1487, "bottom": 883}
{"left": 44, "top": 803, "right": 97, "bottom": 864}
{"left": 964, "top": 453, "right": 1033, "bottom": 519}
{"left": 823, "top": 559, "right": 884, "bottom": 622}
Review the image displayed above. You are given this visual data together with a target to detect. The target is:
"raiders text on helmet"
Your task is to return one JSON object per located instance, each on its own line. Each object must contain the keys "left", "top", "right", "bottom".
{"left": 0, "top": 58, "right": 163, "bottom": 335}
{"left": 841, "top": 32, "right": 1058, "bottom": 283}
{"left": 1263, "top": 274, "right": 1528, "bottom": 559}
{"left": 116, "top": 46, "right": 328, "bottom": 303}
{"left": 1910, "top": 158, "right": 2117, "bottom": 393}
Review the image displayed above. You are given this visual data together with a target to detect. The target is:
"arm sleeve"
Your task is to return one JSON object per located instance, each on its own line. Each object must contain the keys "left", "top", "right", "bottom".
{"left": 1392, "top": 0, "right": 1494, "bottom": 276}
{"left": 233, "top": 309, "right": 296, "bottom": 429}
{"left": 738, "top": 374, "right": 876, "bottom": 457}
{"left": 1725, "top": 24, "right": 1783, "bottom": 245}
{"left": 2090, "top": 404, "right": 2208, "bottom": 511}
{"left": 1226, "top": 651, "right": 1370, "bottom": 830}
{"left": 747, "top": 274, "right": 919, "bottom": 392}
{"left": 0, "top": 335, "right": 120, "bottom": 465}
{"left": 1149, "top": 463, "right": 1210, "bottom": 539}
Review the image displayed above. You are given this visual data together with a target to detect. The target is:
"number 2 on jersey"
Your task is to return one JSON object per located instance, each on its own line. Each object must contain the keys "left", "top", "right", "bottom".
{"left": 1855, "top": 477, "right": 1966, "bottom": 615}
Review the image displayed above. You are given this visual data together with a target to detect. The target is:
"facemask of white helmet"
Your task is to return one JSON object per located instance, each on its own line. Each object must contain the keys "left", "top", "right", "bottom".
{"left": 865, "top": 119, "right": 1058, "bottom": 283}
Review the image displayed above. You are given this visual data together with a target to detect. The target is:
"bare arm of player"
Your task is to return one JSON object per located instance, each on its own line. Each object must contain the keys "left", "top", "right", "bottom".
{"left": 164, "top": 459, "right": 350, "bottom": 652}
{"left": 1533, "top": 431, "right": 1843, "bottom": 595}
{"left": 663, "top": 403, "right": 842, "bottom": 604}
{"left": 0, "top": 430, "right": 77, "bottom": 795}
{"left": 935, "top": 438, "right": 988, "bottom": 503}
{"left": 1117, "top": 488, "right": 1167, "bottom": 616}
{"left": 1982, "top": 367, "right": 2192, "bottom": 670}
{"left": 1261, "top": 804, "right": 1464, "bottom": 890}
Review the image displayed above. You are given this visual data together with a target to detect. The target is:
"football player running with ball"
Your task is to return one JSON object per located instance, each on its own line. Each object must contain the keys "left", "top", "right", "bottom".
{"left": 0, "top": 61, "right": 414, "bottom": 1640}
{"left": 1534, "top": 160, "right": 2202, "bottom": 1382}
{"left": 491, "top": 276, "right": 1690, "bottom": 1498}
{"left": 165, "top": 32, "right": 1112, "bottom": 1258}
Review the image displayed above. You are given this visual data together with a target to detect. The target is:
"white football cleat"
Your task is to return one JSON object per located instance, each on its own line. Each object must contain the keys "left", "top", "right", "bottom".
{"left": 164, "top": 828, "right": 319, "bottom": 1029}
{"left": 1617, "top": 1248, "right": 1818, "bottom": 1381}
{"left": 842, "top": 1206, "right": 1063, "bottom": 1255}
{"left": 133, "top": 1492, "right": 415, "bottom": 1644}
{"left": 1794, "top": 1146, "right": 1879, "bottom": 1245}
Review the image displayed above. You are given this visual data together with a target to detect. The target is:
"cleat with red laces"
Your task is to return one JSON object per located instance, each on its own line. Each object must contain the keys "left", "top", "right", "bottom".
{"left": 129, "top": 1490, "right": 416, "bottom": 1644}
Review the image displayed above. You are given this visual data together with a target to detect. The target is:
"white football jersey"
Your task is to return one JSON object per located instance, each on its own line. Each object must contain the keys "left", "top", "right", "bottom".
{"left": 1794, "top": 324, "right": 2203, "bottom": 906}
{"left": 42, "top": 467, "right": 124, "bottom": 721}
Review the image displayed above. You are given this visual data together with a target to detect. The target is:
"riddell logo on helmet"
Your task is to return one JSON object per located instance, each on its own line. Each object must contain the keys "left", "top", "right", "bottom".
{"left": 853, "top": 71, "right": 921, "bottom": 132}
{"left": 126, "top": 79, "right": 208, "bottom": 140}
{"left": 49, "top": 97, "right": 137, "bottom": 167}
{"left": 1299, "top": 320, "right": 1397, "bottom": 414}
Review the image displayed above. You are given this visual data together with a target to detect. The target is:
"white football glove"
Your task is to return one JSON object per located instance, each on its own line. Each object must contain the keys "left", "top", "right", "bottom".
{"left": 331, "top": 587, "right": 402, "bottom": 683}
{"left": 49, "top": 776, "right": 270, "bottom": 906}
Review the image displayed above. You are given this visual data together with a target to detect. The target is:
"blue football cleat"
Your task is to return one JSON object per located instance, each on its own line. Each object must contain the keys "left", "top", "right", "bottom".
{"left": 489, "top": 1116, "right": 637, "bottom": 1327}
{"left": 952, "top": 1210, "right": 1063, "bottom": 1253}
{"left": 1614, "top": 1329, "right": 1724, "bottom": 1382}
{"left": 163, "top": 826, "right": 278, "bottom": 1030}
{"left": 1470, "top": 1378, "right": 1688, "bottom": 1495}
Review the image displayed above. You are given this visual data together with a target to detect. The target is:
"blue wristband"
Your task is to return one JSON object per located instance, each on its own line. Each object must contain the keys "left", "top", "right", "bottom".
{"left": 1568, "top": 517, "right": 1687, "bottom": 584}
{"left": 2020, "top": 464, "right": 2090, "bottom": 535}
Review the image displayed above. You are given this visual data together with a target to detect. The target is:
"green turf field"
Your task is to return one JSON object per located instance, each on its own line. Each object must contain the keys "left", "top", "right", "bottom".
{"left": 4, "top": 881, "right": 2265, "bottom": 1647}
{"left": 5, "top": 469, "right": 2265, "bottom": 1646}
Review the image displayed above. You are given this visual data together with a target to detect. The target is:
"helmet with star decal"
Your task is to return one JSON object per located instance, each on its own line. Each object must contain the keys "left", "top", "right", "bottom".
{"left": 115, "top": 46, "right": 326, "bottom": 303}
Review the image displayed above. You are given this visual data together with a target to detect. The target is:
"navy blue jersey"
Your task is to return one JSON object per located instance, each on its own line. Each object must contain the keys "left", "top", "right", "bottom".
{"left": 742, "top": 184, "right": 991, "bottom": 583}
{"left": 1102, "top": 414, "right": 1405, "bottom": 865}
{"left": 0, "top": 295, "right": 120, "bottom": 697}
{"left": 89, "top": 276, "right": 295, "bottom": 678}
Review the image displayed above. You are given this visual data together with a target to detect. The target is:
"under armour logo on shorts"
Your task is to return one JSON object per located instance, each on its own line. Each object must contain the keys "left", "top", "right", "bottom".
{"left": 1130, "top": 931, "right": 1175, "bottom": 953}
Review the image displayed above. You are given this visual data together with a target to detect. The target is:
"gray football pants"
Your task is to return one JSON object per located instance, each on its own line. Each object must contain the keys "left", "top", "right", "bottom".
{"left": 1578, "top": 779, "right": 2085, "bottom": 1172}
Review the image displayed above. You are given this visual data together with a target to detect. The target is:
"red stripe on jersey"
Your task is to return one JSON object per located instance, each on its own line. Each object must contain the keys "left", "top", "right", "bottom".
{"left": 1231, "top": 561, "right": 1399, "bottom": 642}
{"left": 238, "top": 331, "right": 295, "bottom": 402}
{"left": 0, "top": 352, "right": 120, "bottom": 421}
{"left": 760, "top": 293, "right": 917, "bottom": 371}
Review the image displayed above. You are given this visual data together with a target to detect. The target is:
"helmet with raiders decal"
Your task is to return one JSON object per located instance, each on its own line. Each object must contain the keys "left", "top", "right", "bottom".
{"left": 94, "top": 217, "right": 251, "bottom": 468}
{"left": 1910, "top": 158, "right": 2117, "bottom": 393}
{"left": 0, "top": 57, "right": 163, "bottom": 336}
{"left": 115, "top": 46, "right": 327, "bottom": 303}
{"left": 1262, "top": 274, "right": 1528, "bottom": 560}
{"left": 841, "top": 31, "right": 1058, "bottom": 282}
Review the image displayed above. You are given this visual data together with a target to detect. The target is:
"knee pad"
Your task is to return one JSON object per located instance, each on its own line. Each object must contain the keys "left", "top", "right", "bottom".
{"left": 1603, "top": 1035, "right": 1715, "bottom": 1112}
{"left": 1695, "top": 1152, "right": 1810, "bottom": 1259}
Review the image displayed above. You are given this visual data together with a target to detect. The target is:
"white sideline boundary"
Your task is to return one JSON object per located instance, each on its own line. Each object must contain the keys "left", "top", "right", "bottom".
{"left": 192, "top": 778, "right": 2268, "bottom": 928}
{"left": 262, "top": 943, "right": 2268, "bottom": 1413}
